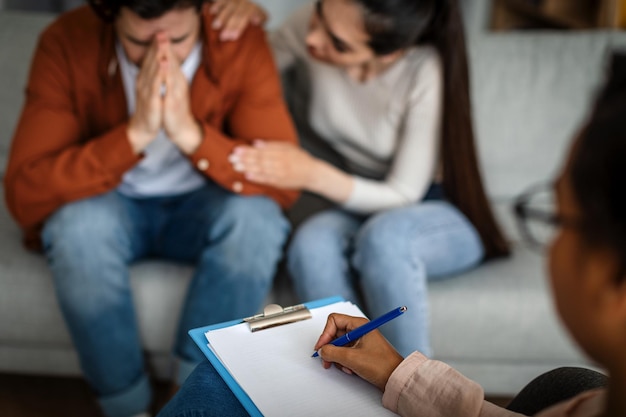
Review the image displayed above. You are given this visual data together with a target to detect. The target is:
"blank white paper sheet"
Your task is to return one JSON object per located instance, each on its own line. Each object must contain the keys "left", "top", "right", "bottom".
{"left": 205, "top": 301, "right": 397, "bottom": 416}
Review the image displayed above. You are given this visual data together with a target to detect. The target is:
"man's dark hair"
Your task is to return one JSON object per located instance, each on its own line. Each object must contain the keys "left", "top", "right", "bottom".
{"left": 570, "top": 52, "right": 626, "bottom": 281}
{"left": 88, "top": 0, "right": 205, "bottom": 22}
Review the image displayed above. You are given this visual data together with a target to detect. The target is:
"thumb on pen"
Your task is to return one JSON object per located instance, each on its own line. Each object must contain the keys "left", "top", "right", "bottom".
{"left": 318, "top": 344, "right": 354, "bottom": 370}
{"left": 319, "top": 336, "right": 404, "bottom": 392}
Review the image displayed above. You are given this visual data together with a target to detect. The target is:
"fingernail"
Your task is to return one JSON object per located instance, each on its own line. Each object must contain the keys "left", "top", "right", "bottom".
{"left": 234, "top": 164, "right": 245, "bottom": 172}
{"left": 212, "top": 20, "right": 221, "bottom": 29}
{"left": 228, "top": 154, "right": 239, "bottom": 163}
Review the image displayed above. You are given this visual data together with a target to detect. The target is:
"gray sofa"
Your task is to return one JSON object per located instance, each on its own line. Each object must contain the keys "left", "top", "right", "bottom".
{"left": 0, "top": 0, "right": 621, "bottom": 396}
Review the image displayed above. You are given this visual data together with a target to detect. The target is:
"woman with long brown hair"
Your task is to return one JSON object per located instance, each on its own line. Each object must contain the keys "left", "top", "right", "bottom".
{"left": 219, "top": 0, "right": 509, "bottom": 357}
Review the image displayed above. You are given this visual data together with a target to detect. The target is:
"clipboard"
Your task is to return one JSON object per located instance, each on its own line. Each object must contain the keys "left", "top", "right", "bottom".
{"left": 188, "top": 296, "right": 345, "bottom": 417}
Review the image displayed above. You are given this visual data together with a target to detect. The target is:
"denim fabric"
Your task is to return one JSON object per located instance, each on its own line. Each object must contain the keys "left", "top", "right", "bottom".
{"left": 287, "top": 200, "right": 484, "bottom": 357}
{"left": 156, "top": 362, "right": 248, "bottom": 417}
{"left": 41, "top": 182, "right": 290, "bottom": 417}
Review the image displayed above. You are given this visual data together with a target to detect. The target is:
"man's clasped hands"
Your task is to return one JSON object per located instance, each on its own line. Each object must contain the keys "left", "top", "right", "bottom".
{"left": 126, "top": 32, "right": 202, "bottom": 155}
{"left": 124, "top": 30, "right": 317, "bottom": 188}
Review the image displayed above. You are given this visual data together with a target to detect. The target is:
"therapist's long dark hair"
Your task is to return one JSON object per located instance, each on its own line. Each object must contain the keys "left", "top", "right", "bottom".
{"left": 355, "top": 0, "right": 510, "bottom": 259}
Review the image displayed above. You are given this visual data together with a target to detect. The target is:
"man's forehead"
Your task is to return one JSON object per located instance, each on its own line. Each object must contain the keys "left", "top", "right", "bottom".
{"left": 117, "top": 6, "right": 199, "bottom": 32}
{"left": 116, "top": 6, "right": 199, "bottom": 41}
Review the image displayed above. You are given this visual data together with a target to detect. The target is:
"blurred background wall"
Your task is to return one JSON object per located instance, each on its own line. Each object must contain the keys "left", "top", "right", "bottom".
{"left": 4, "top": 0, "right": 82, "bottom": 12}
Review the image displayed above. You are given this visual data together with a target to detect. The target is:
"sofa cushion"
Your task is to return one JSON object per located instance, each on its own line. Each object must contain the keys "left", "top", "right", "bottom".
{"left": 429, "top": 243, "right": 597, "bottom": 395}
{"left": 431, "top": 246, "right": 585, "bottom": 362}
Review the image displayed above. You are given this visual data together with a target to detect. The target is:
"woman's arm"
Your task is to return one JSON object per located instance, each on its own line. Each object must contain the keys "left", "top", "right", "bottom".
{"left": 230, "top": 140, "right": 354, "bottom": 203}
{"left": 230, "top": 48, "right": 444, "bottom": 213}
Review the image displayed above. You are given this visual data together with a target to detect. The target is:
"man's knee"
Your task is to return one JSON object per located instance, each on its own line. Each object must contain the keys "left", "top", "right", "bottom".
{"left": 41, "top": 194, "right": 136, "bottom": 295}
{"left": 43, "top": 193, "right": 127, "bottom": 252}
{"left": 211, "top": 195, "right": 290, "bottom": 248}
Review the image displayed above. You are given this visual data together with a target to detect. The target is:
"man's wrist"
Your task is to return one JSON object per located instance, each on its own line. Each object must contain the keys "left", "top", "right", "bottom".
{"left": 172, "top": 119, "right": 203, "bottom": 155}
{"left": 127, "top": 125, "right": 155, "bottom": 154}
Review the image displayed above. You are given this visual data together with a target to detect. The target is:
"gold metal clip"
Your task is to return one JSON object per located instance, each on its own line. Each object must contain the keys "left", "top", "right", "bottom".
{"left": 243, "top": 303, "right": 312, "bottom": 332}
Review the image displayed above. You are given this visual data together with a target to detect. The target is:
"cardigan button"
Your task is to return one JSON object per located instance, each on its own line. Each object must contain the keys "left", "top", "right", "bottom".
{"left": 232, "top": 181, "right": 243, "bottom": 193}
{"left": 197, "top": 159, "right": 210, "bottom": 171}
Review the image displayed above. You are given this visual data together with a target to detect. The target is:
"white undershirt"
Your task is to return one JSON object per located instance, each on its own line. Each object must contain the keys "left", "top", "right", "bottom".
{"left": 116, "top": 41, "right": 205, "bottom": 198}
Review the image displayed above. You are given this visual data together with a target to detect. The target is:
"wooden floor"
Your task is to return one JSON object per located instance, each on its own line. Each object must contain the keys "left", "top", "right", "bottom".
{"left": 0, "top": 373, "right": 171, "bottom": 417}
{"left": 0, "top": 372, "right": 512, "bottom": 416}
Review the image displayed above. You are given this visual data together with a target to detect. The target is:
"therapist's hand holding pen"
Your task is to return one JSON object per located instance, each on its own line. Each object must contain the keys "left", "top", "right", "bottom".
{"left": 313, "top": 310, "right": 406, "bottom": 392}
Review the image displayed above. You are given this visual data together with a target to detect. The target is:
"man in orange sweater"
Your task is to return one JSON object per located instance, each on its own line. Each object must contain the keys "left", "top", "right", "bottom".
{"left": 3, "top": 1, "right": 298, "bottom": 416}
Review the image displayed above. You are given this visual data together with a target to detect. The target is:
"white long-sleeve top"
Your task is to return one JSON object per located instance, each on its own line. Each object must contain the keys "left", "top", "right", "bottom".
{"left": 270, "top": 2, "right": 443, "bottom": 213}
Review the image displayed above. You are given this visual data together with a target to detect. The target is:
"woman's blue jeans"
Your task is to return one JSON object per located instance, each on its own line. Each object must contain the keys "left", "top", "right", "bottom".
{"left": 41, "top": 182, "right": 290, "bottom": 417}
{"left": 288, "top": 201, "right": 484, "bottom": 358}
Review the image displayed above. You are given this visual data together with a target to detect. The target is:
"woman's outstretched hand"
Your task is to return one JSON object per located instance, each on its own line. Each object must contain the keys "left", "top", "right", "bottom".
{"left": 229, "top": 140, "right": 317, "bottom": 189}
{"left": 210, "top": 0, "right": 268, "bottom": 41}
{"left": 314, "top": 313, "right": 404, "bottom": 392}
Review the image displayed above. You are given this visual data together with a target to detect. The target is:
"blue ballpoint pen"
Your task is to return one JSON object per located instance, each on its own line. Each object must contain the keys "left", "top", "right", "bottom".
{"left": 312, "top": 306, "right": 407, "bottom": 358}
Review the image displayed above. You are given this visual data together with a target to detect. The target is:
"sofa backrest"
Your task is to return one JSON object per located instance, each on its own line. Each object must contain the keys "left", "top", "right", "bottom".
{"left": 0, "top": 12, "right": 54, "bottom": 178}
{"left": 257, "top": 0, "right": 310, "bottom": 29}
{"left": 2, "top": 4, "right": 626, "bottom": 242}
{"left": 470, "top": 33, "right": 624, "bottom": 199}
{"left": 468, "top": 31, "right": 626, "bottom": 239}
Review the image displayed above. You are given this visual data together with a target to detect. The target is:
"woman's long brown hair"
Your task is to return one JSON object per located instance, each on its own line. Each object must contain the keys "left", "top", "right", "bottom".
{"left": 360, "top": 0, "right": 510, "bottom": 259}
{"left": 428, "top": 0, "right": 510, "bottom": 259}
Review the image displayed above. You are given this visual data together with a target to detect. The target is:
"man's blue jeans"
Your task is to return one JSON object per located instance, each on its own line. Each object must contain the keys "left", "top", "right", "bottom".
{"left": 41, "top": 181, "right": 290, "bottom": 417}
{"left": 288, "top": 201, "right": 484, "bottom": 358}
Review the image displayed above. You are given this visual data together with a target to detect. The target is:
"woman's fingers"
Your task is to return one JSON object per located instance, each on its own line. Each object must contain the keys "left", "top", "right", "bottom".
{"left": 210, "top": 0, "right": 268, "bottom": 41}
{"left": 211, "top": 0, "right": 238, "bottom": 30}
{"left": 314, "top": 314, "right": 368, "bottom": 350}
